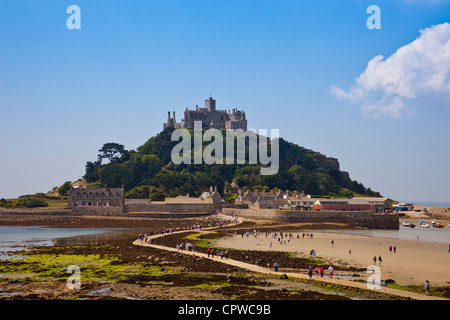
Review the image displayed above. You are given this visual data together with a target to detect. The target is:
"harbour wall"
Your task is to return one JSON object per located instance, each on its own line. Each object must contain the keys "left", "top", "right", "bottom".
{"left": 222, "top": 208, "right": 399, "bottom": 229}
{"left": 123, "top": 203, "right": 216, "bottom": 214}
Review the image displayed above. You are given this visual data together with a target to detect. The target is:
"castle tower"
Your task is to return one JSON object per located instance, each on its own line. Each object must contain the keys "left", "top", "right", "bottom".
{"left": 205, "top": 97, "right": 216, "bottom": 112}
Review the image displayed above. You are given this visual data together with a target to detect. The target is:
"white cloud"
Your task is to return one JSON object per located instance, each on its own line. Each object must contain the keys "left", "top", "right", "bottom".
{"left": 331, "top": 22, "right": 450, "bottom": 117}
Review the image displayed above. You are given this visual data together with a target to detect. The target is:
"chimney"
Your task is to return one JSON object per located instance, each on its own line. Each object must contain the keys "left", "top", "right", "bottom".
{"left": 168, "top": 111, "right": 171, "bottom": 120}
{"left": 173, "top": 111, "right": 176, "bottom": 122}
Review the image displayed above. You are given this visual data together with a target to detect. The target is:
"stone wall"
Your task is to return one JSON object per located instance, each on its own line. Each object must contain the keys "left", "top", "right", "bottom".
{"left": 123, "top": 202, "right": 216, "bottom": 213}
{"left": 223, "top": 208, "right": 399, "bottom": 229}
{"left": 71, "top": 206, "right": 124, "bottom": 216}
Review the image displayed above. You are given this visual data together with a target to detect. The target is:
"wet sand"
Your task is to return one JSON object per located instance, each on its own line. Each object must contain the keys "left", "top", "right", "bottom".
{"left": 214, "top": 230, "right": 450, "bottom": 286}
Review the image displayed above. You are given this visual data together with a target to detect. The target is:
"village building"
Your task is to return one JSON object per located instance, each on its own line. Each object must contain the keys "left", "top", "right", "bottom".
{"left": 199, "top": 186, "right": 225, "bottom": 205}
{"left": 232, "top": 188, "right": 391, "bottom": 213}
{"left": 313, "top": 197, "right": 392, "bottom": 213}
{"left": 69, "top": 187, "right": 124, "bottom": 208}
{"left": 234, "top": 189, "right": 308, "bottom": 209}
{"left": 224, "top": 179, "right": 240, "bottom": 194}
{"left": 123, "top": 186, "right": 224, "bottom": 213}
{"left": 278, "top": 195, "right": 315, "bottom": 211}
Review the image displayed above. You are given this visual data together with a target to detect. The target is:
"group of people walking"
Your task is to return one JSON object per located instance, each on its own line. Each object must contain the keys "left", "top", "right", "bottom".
{"left": 273, "top": 262, "right": 335, "bottom": 279}
{"left": 207, "top": 248, "right": 230, "bottom": 259}
{"left": 307, "top": 264, "right": 334, "bottom": 279}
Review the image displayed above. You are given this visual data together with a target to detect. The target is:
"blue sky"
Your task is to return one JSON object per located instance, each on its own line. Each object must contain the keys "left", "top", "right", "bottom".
{"left": 1, "top": 0, "right": 450, "bottom": 202}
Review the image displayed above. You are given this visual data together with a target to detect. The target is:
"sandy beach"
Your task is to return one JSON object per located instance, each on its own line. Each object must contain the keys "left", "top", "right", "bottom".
{"left": 213, "top": 229, "right": 450, "bottom": 286}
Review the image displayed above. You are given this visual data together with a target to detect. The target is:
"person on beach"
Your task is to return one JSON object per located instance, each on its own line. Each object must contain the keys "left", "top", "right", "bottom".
{"left": 331, "top": 240, "right": 334, "bottom": 247}
{"left": 319, "top": 266, "right": 324, "bottom": 277}
{"left": 207, "top": 248, "right": 211, "bottom": 257}
{"left": 394, "top": 245, "right": 396, "bottom": 253}
{"left": 274, "top": 262, "right": 278, "bottom": 272}
{"left": 373, "top": 256, "right": 377, "bottom": 265}
{"left": 307, "top": 265, "right": 313, "bottom": 278}
{"left": 425, "top": 280, "right": 431, "bottom": 295}
{"left": 378, "top": 255, "right": 382, "bottom": 265}
{"left": 315, "top": 267, "right": 319, "bottom": 278}
{"left": 328, "top": 265, "right": 334, "bottom": 279}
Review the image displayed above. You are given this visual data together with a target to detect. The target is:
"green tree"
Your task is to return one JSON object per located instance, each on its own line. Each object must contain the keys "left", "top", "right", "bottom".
{"left": 84, "top": 160, "right": 101, "bottom": 182}
{"left": 98, "top": 143, "right": 127, "bottom": 164}
{"left": 57, "top": 181, "right": 72, "bottom": 196}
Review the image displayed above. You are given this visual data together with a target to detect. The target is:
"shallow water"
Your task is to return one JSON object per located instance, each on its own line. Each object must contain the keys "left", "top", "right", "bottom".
{"left": 0, "top": 226, "right": 127, "bottom": 260}
{"left": 313, "top": 220, "right": 450, "bottom": 244}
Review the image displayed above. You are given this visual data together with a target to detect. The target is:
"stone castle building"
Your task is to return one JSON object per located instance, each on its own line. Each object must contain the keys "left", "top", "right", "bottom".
{"left": 163, "top": 97, "right": 247, "bottom": 131}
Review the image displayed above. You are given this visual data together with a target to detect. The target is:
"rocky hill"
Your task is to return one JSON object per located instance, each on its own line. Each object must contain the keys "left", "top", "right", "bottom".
{"left": 82, "top": 127, "right": 381, "bottom": 200}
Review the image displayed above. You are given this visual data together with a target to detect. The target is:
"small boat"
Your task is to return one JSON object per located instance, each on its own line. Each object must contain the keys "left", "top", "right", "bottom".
{"left": 402, "top": 222, "right": 410, "bottom": 227}
{"left": 395, "top": 203, "right": 408, "bottom": 211}
{"left": 409, "top": 224, "right": 416, "bottom": 228}
{"left": 419, "top": 221, "right": 430, "bottom": 228}
{"left": 432, "top": 221, "right": 445, "bottom": 228}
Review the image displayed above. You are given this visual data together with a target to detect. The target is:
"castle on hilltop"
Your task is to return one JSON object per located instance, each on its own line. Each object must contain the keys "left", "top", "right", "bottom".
{"left": 163, "top": 97, "right": 247, "bottom": 131}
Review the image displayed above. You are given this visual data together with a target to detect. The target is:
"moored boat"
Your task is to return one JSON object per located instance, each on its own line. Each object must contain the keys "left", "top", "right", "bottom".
{"left": 419, "top": 221, "right": 429, "bottom": 228}
{"left": 432, "top": 221, "right": 445, "bottom": 228}
{"left": 395, "top": 203, "right": 408, "bottom": 211}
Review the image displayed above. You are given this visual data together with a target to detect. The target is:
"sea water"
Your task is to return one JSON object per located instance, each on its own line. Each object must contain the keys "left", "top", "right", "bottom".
{"left": 405, "top": 200, "right": 450, "bottom": 207}
{"left": 317, "top": 221, "right": 450, "bottom": 244}
{"left": 0, "top": 226, "right": 126, "bottom": 260}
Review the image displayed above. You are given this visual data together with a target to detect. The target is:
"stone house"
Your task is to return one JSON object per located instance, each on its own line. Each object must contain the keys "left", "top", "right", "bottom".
{"left": 199, "top": 186, "right": 224, "bottom": 205}
{"left": 69, "top": 187, "right": 124, "bottom": 208}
